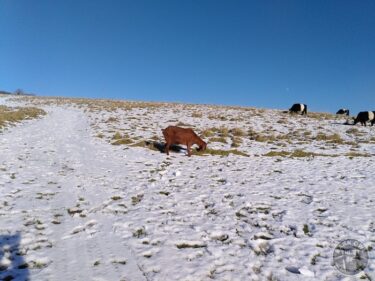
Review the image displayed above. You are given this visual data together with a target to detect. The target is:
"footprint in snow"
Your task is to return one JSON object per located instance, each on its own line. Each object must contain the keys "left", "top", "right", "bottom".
{"left": 66, "top": 220, "right": 98, "bottom": 237}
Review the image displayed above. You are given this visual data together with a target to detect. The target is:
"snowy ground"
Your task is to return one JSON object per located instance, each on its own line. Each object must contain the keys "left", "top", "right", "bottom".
{"left": 0, "top": 95, "right": 374, "bottom": 281}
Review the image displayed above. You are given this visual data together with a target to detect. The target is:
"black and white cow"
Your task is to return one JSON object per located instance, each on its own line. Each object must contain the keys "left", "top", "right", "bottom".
{"left": 353, "top": 111, "right": 375, "bottom": 126}
{"left": 289, "top": 103, "right": 307, "bottom": 115}
{"left": 336, "top": 109, "right": 350, "bottom": 116}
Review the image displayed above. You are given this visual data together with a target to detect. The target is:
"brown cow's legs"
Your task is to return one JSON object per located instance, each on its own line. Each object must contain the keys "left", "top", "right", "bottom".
{"left": 187, "top": 143, "right": 192, "bottom": 157}
{"left": 165, "top": 143, "right": 170, "bottom": 155}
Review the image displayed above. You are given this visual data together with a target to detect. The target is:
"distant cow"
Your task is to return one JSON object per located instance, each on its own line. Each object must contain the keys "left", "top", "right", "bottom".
{"left": 336, "top": 109, "right": 350, "bottom": 116}
{"left": 162, "top": 126, "right": 207, "bottom": 157}
{"left": 289, "top": 103, "right": 307, "bottom": 115}
{"left": 353, "top": 111, "right": 375, "bottom": 126}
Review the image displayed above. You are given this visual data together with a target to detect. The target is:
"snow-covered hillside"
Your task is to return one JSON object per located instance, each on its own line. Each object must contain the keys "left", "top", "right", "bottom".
{"left": 0, "top": 95, "right": 374, "bottom": 281}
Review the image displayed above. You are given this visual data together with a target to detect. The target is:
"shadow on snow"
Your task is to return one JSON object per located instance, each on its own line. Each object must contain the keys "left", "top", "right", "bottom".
{"left": 0, "top": 232, "right": 29, "bottom": 281}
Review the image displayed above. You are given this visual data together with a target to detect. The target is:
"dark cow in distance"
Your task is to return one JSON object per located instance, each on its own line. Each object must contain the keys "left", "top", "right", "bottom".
{"left": 289, "top": 103, "right": 307, "bottom": 115}
{"left": 162, "top": 126, "right": 207, "bottom": 157}
{"left": 336, "top": 109, "right": 350, "bottom": 116}
{"left": 353, "top": 111, "right": 375, "bottom": 126}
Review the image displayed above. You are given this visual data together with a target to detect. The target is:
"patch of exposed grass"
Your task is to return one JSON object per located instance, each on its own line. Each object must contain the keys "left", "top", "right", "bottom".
{"left": 315, "top": 133, "right": 344, "bottom": 144}
{"left": 201, "top": 128, "right": 215, "bottom": 137}
{"left": 311, "top": 253, "right": 321, "bottom": 265}
{"left": 231, "top": 136, "right": 242, "bottom": 147}
{"left": 217, "top": 127, "right": 229, "bottom": 137}
{"left": 345, "top": 152, "right": 371, "bottom": 157}
{"left": 111, "top": 138, "right": 134, "bottom": 145}
{"left": 346, "top": 128, "right": 360, "bottom": 135}
{"left": 110, "top": 132, "right": 135, "bottom": 145}
{"left": 248, "top": 129, "right": 277, "bottom": 143}
{"left": 194, "top": 148, "right": 248, "bottom": 157}
{"left": 276, "top": 118, "right": 288, "bottom": 124}
{"left": 264, "top": 149, "right": 371, "bottom": 158}
{"left": 191, "top": 112, "right": 203, "bottom": 118}
{"left": 105, "top": 116, "right": 118, "bottom": 123}
{"left": 308, "top": 112, "right": 335, "bottom": 120}
{"left": 229, "top": 117, "right": 243, "bottom": 122}
{"left": 264, "top": 149, "right": 325, "bottom": 157}
{"left": 133, "top": 227, "right": 146, "bottom": 238}
{"left": 303, "top": 224, "right": 311, "bottom": 236}
{"left": 263, "top": 151, "right": 291, "bottom": 157}
{"left": 112, "top": 132, "right": 123, "bottom": 140}
{"left": 210, "top": 137, "right": 228, "bottom": 144}
{"left": 0, "top": 106, "right": 46, "bottom": 129}
{"left": 176, "top": 242, "right": 207, "bottom": 249}
{"left": 131, "top": 194, "right": 144, "bottom": 206}
{"left": 230, "top": 128, "right": 245, "bottom": 136}
{"left": 131, "top": 140, "right": 160, "bottom": 151}
{"left": 291, "top": 150, "right": 322, "bottom": 157}
{"left": 202, "top": 127, "right": 229, "bottom": 138}
{"left": 208, "top": 114, "right": 227, "bottom": 121}
{"left": 176, "top": 121, "right": 193, "bottom": 127}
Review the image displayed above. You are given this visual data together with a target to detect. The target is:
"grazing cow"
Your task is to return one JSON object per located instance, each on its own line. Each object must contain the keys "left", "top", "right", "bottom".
{"left": 336, "top": 109, "right": 350, "bottom": 116}
{"left": 353, "top": 111, "right": 375, "bottom": 126}
{"left": 289, "top": 103, "right": 307, "bottom": 115}
{"left": 162, "top": 126, "right": 207, "bottom": 157}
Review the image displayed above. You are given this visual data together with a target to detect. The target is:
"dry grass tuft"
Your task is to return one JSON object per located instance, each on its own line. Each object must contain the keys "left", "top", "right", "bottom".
{"left": 210, "top": 137, "right": 228, "bottom": 144}
{"left": 264, "top": 149, "right": 371, "bottom": 158}
{"left": 308, "top": 112, "right": 335, "bottom": 120}
{"left": 217, "top": 127, "right": 229, "bottom": 137}
{"left": 231, "top": 136, "right": 242, "bottom": 147}
{"left": 176, "top": 121, "right": 193, "bottom": 127}
{"left": 105, "top": 117, "right": 118, "bottom": 123}
{"left": 112, "top": 138, "right": 134, "bottom": 145}
{"left": 0, "top": 105, "right": 46, "bottom": 129}
{"left": 315, "top": 133, "right": 344, "bottom": 144}
{"left": 112, "top": 132, "right": 123, "bottom": 140}
{"left": 230, "top": 128, "right": 245, "bottom": 136}
{"left": 131, "top": 140, "right": 160, "bottom": 151}
{"left": 194, "top": 148, "right": 248, "bottom": 157}
{"left": 191, "top": 112, "right": 203, "bottom": 118}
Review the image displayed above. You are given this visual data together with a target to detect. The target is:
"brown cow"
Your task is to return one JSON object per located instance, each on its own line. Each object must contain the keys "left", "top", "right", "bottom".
{"left": 162, "top": 126, "right": 207, "bottom": 157}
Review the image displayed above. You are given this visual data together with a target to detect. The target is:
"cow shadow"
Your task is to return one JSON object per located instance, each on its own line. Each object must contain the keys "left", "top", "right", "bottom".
{"left": 0, "top": 233, "right": 29, "bottom": 281}
{"left": 144, "top": 141, "right": 185, "bottom": 154}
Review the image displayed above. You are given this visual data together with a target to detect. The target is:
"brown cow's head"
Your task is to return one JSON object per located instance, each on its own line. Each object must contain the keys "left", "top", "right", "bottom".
{"left": 197, "top": 141, "right": 207, "bottom": 152}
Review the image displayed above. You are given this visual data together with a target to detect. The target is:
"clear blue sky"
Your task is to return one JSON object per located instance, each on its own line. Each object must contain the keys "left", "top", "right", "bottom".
{"left": 1, "top": 0, "right": 374, "bottom": 113}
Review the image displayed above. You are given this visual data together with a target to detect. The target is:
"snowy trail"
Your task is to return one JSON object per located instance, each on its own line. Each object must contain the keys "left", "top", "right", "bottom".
{"left": 0, "top": 106, "right": 149, "bottom": 281}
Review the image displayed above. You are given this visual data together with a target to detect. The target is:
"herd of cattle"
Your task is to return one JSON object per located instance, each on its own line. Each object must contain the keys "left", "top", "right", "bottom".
{"left": 162, "top": 103, "right": 374, "bottom": 156}
{"left": 289, "top": 103, "right": 374, "bottom": 126}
